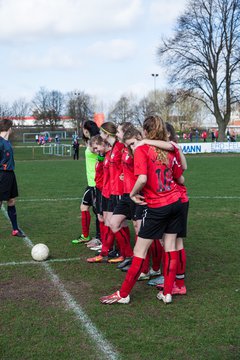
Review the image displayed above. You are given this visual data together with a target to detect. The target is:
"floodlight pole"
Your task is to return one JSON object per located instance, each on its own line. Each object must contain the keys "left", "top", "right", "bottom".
{"left": 151, "top": 73, "right": 159, "bottom": 103}
{"left": 74, "top": 91, "right": 81, "bottom": 136}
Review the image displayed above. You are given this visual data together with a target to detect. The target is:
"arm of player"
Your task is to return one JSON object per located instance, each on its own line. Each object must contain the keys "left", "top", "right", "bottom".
{"left": 170, "top": 141, "right": 187, "bottom": 170}
{"left": 130, "top": 175, "right": 147, "bottom": 205}
{"left": 175, "top": 175, "right": 185, "bottom": 185}
{"left": 178, "top": 147, "right": 187, "bottom": 170}
{"left": 134, "top": 139, "right": 174, "bottom": 151}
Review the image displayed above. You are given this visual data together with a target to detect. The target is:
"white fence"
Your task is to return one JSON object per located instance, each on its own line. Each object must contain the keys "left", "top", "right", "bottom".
{"left": 43, "top": 144, "right": 72, "bottom": 157}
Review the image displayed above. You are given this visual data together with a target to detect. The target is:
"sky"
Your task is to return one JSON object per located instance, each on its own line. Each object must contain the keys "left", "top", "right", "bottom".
{"left": 0, "top": 0, "right": 188, "bottom": 110}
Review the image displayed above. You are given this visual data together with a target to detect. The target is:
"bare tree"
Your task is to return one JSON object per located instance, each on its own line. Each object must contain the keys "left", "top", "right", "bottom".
{"left": 11, "top": 98, "right": 30, "bottom": 126}
{"left": 172, "top": 90, "right": 205, "bottom": 129}
{"left": 108, "top": 95, "right": 136, "bottom": 123}
{"left": 66, "top": 91, "right": 94, "bottom": 136}
{"left": 158, "top": 0, "right": 240, "bottom": 140}
{"left": 0, "top": 100, "right": 12, "bottom": 118}
{"left": 31, "top": 87, "right": 64, "bottom": 129}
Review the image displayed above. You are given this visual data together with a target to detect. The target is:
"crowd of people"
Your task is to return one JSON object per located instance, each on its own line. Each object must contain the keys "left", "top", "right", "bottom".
{"left": 183, "top": 128, "right": 237, "bottom": 142}
{"left": 35, "top": 133, "right": 61, "bottom": 145}
{"left": 72, "top": 116, "right": 189, "bottom": 305}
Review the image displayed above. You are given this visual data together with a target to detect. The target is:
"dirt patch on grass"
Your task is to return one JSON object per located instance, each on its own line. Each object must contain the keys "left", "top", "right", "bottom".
{"left": 0, "top": 274, "right": 62, "bottom": 308}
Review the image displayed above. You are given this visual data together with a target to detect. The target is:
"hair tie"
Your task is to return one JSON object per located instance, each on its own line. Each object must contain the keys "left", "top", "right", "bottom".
{"left": 100, "top": 127, "right": 115, "bottom": 136}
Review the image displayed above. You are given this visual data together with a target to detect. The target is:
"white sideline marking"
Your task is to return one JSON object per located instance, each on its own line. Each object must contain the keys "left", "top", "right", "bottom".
{"left": 15, "top": 195, "right": 240, "bottom": 203}
{"left": 18, "top": 197, "right": 81, "bottom": 202}
{"left": 189, "top": 196, "right": 240, "bottom": 199}
{"left": 1, "top": 206, "right": 120, "bottom": 360}
{"left": 0, "top": 257, "right": 81, "bottom": 267}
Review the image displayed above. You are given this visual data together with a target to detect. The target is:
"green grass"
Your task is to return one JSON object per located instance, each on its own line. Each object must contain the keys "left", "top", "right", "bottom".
{"left": 0, "top": 151, "right": 239, "bottom": 359}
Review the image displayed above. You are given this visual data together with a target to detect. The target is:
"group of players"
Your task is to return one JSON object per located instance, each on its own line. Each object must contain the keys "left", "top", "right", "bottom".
{"left": 72, "top": 115, "right": 189, "bottom": 305}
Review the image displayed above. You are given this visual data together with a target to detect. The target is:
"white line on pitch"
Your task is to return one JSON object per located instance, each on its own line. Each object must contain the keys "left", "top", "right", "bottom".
{"left": 0, "top": 257, "right": 81, "bottom": 267}
{"left": 16, "top": 195, "right": 240, "bottom": 203}
{"left": 1, "top": 206, "right": 120, "bottom": 360}
{"left": 15, "top": 195, "right": 240, "bottom": 202}
{"left": 17, "top": 197, "right": 81, "bottom": 202}
{"left": 189, "top": 196, "right": 240, "bottom": 199}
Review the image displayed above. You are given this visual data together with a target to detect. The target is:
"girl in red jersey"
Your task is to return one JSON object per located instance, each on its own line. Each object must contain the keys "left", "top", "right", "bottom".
{"left": 86, "top": 135, "right": 115, "bottom": 262}
{"left": 122, "top": 127, "right": 166, "bottom": 280}
{"left": 108, "top": 122, "right": 137, "bottom": 269}
{"left": 164, "top": 123, "right": 188, "bottom": 295}
{"left": 100, "top": 116, "right": 184, "bottom": 305}
{"left": 99, "top": 122, "right": 132, "bottom": 264}
{"left": 133, "top": 122, "right": 188, "bottom": 294}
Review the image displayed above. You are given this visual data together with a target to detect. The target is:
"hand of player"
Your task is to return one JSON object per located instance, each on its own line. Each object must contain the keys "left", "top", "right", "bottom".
{"left": 170, "top": 141, "right": 180, "bottom": 149}
{"left": 130, "top": 194, "right": 147, "bottom": 205}
{"left": 134, "top": 140, "right": 146, "bottom": 149}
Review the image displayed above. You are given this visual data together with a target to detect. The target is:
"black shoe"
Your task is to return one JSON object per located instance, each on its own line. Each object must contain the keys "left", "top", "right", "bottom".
{"left": 121, "top": 265, "right": 131, "bottom": 272}
{"left": 108, "top": 249, "right": 120, "bottom": 258}
{"left": 117, "top": 257, "right": 132, "bottom": 269}
{"left": 12, "top": 229, "right": 25, "bottom": 237}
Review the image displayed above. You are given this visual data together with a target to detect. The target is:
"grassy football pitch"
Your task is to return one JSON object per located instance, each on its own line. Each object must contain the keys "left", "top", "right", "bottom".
{"left": 0, "top": 149, "right": 239, "bottom": 360}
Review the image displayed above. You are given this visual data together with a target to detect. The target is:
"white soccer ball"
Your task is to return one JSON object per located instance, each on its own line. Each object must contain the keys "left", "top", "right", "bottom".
{"left": 31, "top": 243, "right": 50, "bottom": 261}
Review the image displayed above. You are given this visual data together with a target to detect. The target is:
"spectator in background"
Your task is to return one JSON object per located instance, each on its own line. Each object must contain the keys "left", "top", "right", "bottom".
{"left": 230, "top": 130, "right": 236, "bottom": 142}
{"left": 227, "top": 129, "right": 230, "bottom": 142}
{"left": 214, "top": 130, "right": 219, "bottom": 141}
{"left": 189, "top": 131, "right": 193, "bottom": 142}
{"left": 195, "top": 129, "right": 199, "bottom": 142}
{"left": 73, "top": 139, "right": 80, "bottom": 160}
{"left": 44, "top": 133, "right": 49, "bottom": 143}
{"left": 211, "top": 130, "right": 215, "bottom": 142}
{"left": 202, "top": 130, "right": 207, "bottom": 142}
{"left": 35, "top": 134, "right": 39, "bottom": 143}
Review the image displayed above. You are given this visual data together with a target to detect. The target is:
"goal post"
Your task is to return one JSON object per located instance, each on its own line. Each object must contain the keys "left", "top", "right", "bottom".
{"left": 43, "top": 144, "right": 72, "bottom": 157}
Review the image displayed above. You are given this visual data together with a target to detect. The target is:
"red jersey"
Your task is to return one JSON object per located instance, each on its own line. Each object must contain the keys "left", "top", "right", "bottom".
{"left": 95, "top": 158, "right": 104, "bottom": 191}
{"left": 109, "top": 141, "right": 124, "bottom": 195}
{"left": 134, "top": 145, "right": 182, "bottom": 208}
{"left": 172, "top": 147, "right": 189, "bottom": 203}
{"left": 102, "top": 151, "right": 111, "bottom": 198}
{"left": 122, "top": 147, "right": 135, "bottom": 194}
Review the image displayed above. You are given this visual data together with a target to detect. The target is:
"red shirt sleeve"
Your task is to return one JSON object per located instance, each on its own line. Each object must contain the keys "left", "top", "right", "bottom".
{"left": 134, "top": 145, "right": 148, "bottom": 176}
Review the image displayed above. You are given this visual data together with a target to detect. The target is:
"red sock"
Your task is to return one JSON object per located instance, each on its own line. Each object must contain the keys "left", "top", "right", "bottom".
{"left": 161, "top": 248, "right": 166, "bottom": 276}
{"left": 99, "top": 221, "right": 104, "bottom": 242}
{"left": 115, "top": 227, "right": 133, "bottom": 258}
{"left": 163, "top": 251, "right": 178, "bottom": 295}
{"left": 150, "top": 240, "right": 163, "bottom": 272}
{"left": 101, "top": 225, "right": 114, "bottom": 256}
{"left": 81, "top": 211, "right": 91, "bottom": 238}
{"left": 175, "top": 248, "right": 186, "bottom": 288}
{"left": 142, "top": 252, "right": 150, "bottom": 274}
{"left": 121, "top": 227, "right": 133, "bottom": 257}
{"left": 120, "top": 256, "right": 145, "bottom": 297}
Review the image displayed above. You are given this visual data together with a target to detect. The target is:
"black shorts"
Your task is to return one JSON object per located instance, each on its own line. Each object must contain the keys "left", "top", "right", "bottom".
{"left": 138, "top": 200, "right": 183, "bottom": 240}
{"left": 135, "top": 204, "right": 147, "bottom": 221}
{"left": 81, "top": 186, "right": 96, "bottom": 208}
{"left": 0, "top": 171, "right": 18, "bottom": 201}
{"left": 95, "top": 187, "right": 103, "bottom": 215}
{"left": 113, "top": 193, "right": 137, "bottom": 220}
{"left": 178, "top": 201, "right": 189, "bottom": 238}
{"left": 107, "top": 194, "right": 122, "bottom": 213}
{"left": 102, "top": 195, "right": 109, "bottom": 212}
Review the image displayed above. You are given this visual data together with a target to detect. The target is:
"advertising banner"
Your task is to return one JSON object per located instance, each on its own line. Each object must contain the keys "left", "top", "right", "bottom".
{"left": 180, "top": 142, "right": 240, "bottom": 154}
